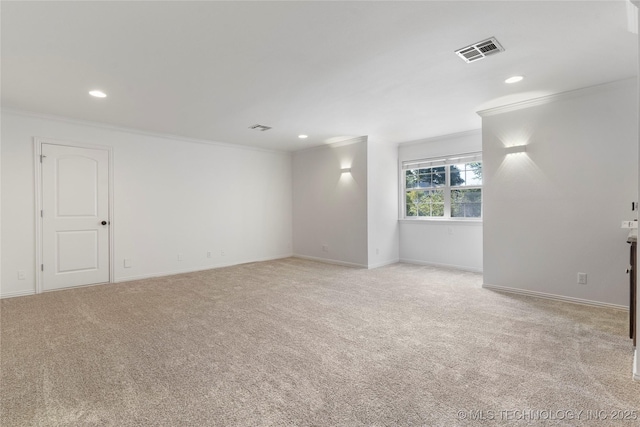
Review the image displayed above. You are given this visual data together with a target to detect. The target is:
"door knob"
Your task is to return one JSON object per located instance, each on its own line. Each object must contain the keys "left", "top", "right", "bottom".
{"left": 101, "top": 220, "right": 108, "bottom": 225}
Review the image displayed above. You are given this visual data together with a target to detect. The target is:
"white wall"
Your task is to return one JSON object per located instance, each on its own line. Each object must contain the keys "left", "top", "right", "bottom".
{"left": 0, "top": 112, "right": 2, "bottom": 294}
{"left": 481, "top": 78, "right": 638, "bottom": 308}
{"left": 1, "top": 111, "right": 293, "bottom": 297}
{"left": 398, "top": 130, "right": 483, "bottom": 272}
{"left": 367, "top": 139, "right": 400, "bottom": 268}
{"left": 292, "top": 137, "right": 368, "bottom": 267}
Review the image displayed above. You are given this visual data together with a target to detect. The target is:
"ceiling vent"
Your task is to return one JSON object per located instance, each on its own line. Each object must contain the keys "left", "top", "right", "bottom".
{"left": 249, "top": 124, "right": 272, "bottom": 131}
{"left": 455, "top": 37, "right": 504, "bottom": 63}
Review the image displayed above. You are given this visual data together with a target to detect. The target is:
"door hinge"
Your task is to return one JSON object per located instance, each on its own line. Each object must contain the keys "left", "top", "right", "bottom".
{"left": 40, "top": 210, "right": 43, "bottom": 218}
{"left": 41, "top": 264, "right": 44, "bottom": 271}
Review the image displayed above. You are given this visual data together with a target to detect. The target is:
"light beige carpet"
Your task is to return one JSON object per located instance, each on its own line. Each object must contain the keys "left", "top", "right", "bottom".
{"left": 1, "top": 258, "right": 639, "bottom": 426}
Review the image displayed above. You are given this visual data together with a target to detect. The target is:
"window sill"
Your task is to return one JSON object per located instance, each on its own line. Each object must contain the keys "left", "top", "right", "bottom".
{"left": 398, "top": 218, "right": 483, "bottom": 225}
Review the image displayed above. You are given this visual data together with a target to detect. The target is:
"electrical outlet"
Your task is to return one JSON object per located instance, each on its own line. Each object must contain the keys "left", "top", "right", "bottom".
{"left": 207, "top": 251, "right": 212, "bottom": 258}
{"left": 221, "top": 250, "right": 226, "bottom": 256}
{"left": 577, "top": 273, "right": 587, "bottom": 285}
{"left": 17, "top": 270, "right": 26, "bottom": 280}
{"left": 178, "top": 254, "right": 183, "bottom": 261}
{"left": 322, "top": 245, "right": 329, "bottom": 252}
{"left": 124, "top": 259, "right": 132, "bottom": 268}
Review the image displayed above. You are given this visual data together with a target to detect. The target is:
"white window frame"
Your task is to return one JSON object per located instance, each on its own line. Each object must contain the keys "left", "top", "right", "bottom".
{"left": 400, "top": 152, "right": 482, "bottom": 221}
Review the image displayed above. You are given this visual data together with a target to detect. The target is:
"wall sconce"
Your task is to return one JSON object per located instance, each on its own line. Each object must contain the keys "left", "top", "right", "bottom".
{"left": 340, "top": 167, "right": 352, "bottom": 174}
{"left": 505, "top": 145, "right": 527, "bottom": 154}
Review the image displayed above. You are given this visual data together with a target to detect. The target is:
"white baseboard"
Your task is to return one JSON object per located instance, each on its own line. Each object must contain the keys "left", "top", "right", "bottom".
{"left": 292, "top": 254, "right": 367, "bottom": 269}
{"left": 115, "top": 266, "right": 222, "bottom": 283}
{"left": 634, "top": 349, "right": 639, "bottom": 381}
{"left": 2, "top": 254, "right": 296, "bottom": 297}
{"left": 367, "top": 258, "right": 400, "bottom": 269}
{"left": 482, "top": 283, "right": 628, "bottom": 311}
{"left": 399, "top": 257, "right": 483, "bottom": 273}
{"left": 293, "top": 255, "right": 399, "bottom": 269}
{"left": 0, "top": 289, "right": 36, "bottom": 299}
{"left": 115, "top": 253, "right": 293, "bottom": 283}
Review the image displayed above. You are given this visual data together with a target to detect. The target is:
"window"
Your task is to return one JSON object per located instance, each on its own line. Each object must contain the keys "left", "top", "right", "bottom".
{"left": 402, "top": 153, "right": 482, "bottom": 220}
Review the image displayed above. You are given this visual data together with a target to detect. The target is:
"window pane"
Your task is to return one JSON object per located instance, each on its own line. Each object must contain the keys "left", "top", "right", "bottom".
{"left": 432, "top": 167, "right": 446, "bottom": 186}
{"left": 451, "top": 162, "right": 482, "bottom": 187}
{"left": 406, "top": 190, "right": 422, "bottom": 217}
{"left": 465, "top": 162, "right": 482, "bottom": 186}
{"left": 449, "top": 164, "right": 465, "bottom": 186}
{"left": 405, "top": 189, "right": 444, "bottom": 217}
{"left": 451, "top": 189, "right": 482, "bottom": 218}
{"left": 406, "top": 191, "right": 417, "bottom": 216}
{"left": 418, "top": 172, "right": 431, "bottom": 188}
{"left": 406, "top": 166, "right": 449, "bottom": 188}
{"left": 452, "top": 188, "right": 481, "bottom": 202}
{"left": 405, "top": 170, "right": 418, "bottom": 189}
{"left": 432, "top": 202, "right": 445, "bottom": 217}
{"left": 427, "top": 189, "right": 445, "bottom": 217}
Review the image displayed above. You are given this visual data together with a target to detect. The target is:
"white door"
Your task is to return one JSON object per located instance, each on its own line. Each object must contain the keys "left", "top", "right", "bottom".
{"left": 41, "top": 143, "right": 110, "bottom": 290}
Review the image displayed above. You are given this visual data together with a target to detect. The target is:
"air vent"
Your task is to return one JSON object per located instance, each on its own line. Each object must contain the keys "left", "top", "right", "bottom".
{"left": 455, "top": 37, "right": 504, "bottom": 63}
{"left": 249, "top": 124, "right": 272, "bottom": 131}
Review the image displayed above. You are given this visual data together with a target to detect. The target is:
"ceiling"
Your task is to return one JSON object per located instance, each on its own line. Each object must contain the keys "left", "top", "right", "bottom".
{"left": 2, "top": 1, "right": 638, "bottom": 152}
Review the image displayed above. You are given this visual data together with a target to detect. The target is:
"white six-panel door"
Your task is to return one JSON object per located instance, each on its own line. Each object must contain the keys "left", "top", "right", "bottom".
{"left": 41, "top": 143, "right": 110, "bottom": 290}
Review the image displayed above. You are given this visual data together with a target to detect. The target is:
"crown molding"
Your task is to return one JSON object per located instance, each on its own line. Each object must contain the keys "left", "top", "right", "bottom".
{"left": 293, "top": 135, "right": 368, "bottom": 154}
{"left": 398, "top": 129, "right": 481, "bottom": 147}
{"left": 0, "top": 108, "right": 289, "bottom": 155}
{"left": 476, "top": 77, "right": 637, "bottom": 117}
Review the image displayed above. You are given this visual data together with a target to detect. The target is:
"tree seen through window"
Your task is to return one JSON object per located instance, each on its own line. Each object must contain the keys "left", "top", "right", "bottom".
{"left": 404, "top": 161, "right": 482, "bottom": 219}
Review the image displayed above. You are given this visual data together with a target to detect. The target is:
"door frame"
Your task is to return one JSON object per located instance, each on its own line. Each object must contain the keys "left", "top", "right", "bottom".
{"left": 34, "top": 137, "right": 114, "bottom": 293}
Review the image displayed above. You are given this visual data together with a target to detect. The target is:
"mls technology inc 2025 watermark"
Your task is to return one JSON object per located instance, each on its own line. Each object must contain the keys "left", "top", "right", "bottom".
{"left": 456, "top": 409, "right": 638, "bottom": 422}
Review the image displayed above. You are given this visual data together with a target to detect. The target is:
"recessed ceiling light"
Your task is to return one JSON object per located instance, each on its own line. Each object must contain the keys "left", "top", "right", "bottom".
{"left": 89, "top": 90, "right": 107, "bottom": 98}
{"left": 505, "top": 76, "right": 524, "bottom": 84}
{"left": 298, "top": 135, "right": 308, "bottom": 139}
